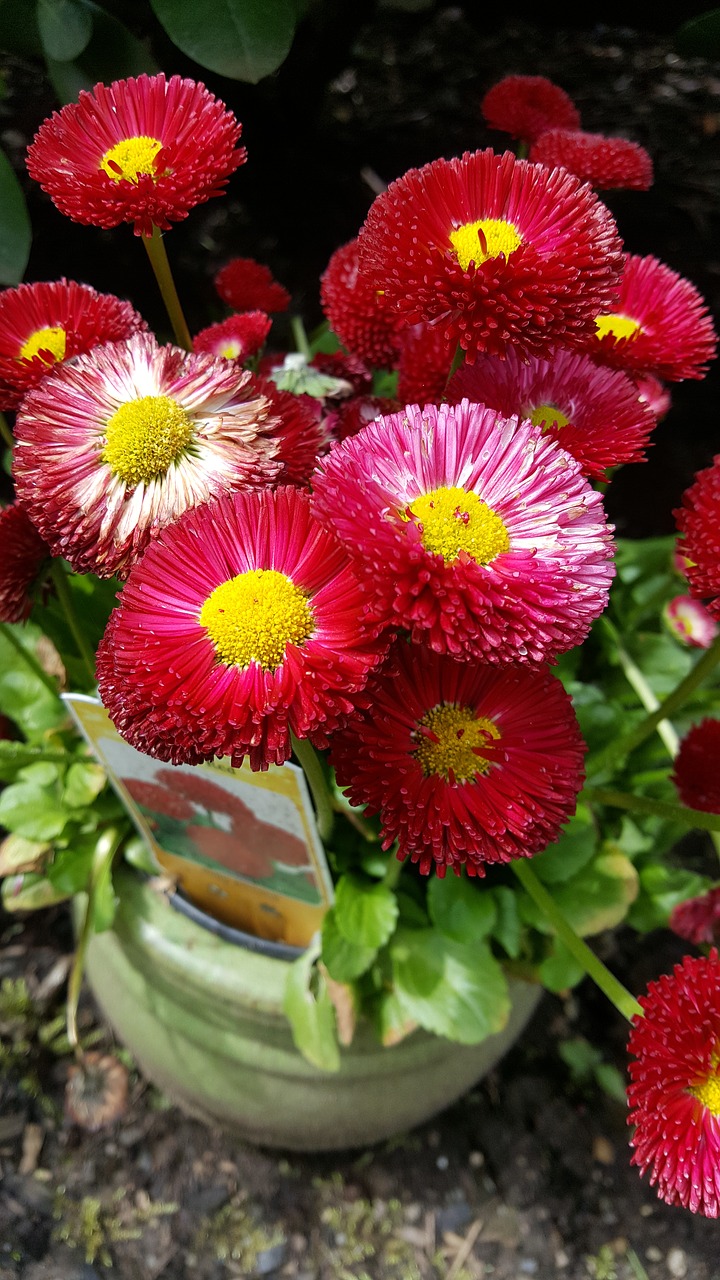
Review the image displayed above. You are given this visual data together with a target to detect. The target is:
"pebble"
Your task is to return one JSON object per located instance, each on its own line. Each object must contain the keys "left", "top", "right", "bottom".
{"left": 646, "top": 1245, "right": 663, "bottom": 1262}
{"left": 666, "top": 1247, "right": 688, "bottom": 1278}
{"left": 436, "top": 1155, "right": 449, "bottom": 1171}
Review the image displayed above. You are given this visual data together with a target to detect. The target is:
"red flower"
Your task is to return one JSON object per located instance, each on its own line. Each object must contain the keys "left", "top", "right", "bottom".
{"left": 396, "top": 323, "right": 455, "bottom": 407}
{"left": 0, "top": 503, "right": 51, "bottom": 623}
{"left": 96, "top": 486, "right": 388, "bottom": 771}
{"left": 0, "top": 279, "right": 147, "bottom": 411}
{"left": 670, "top": 888, "right": 720, "bottom": 947}
{"left": 193, "top": 312, "right": 272, "bottom": 362}
{"left": 480, "top": 75, "right": 580, "bottom": 144}
{"left": 627, "top": 949, "right": 720, "bottom": 1217}
{"left": 448, "top": 345, "right": 657, "bottom": 481}
{"left": 530, "top": 128, "right": 653, "bottom": 191}
{"left": 320, "top": 239, "right": 404, "bottom": 368}
{"left": 591, "top": 253, "right": 717, "bottom": 382}
{"left": 329, "top": 643, "right": 586, "bottom": 876}
{"left": 309, "top": 351, "right": 373, "bottom": 396}
{"left": 254, "top": 377, "right": 328, "bottom": 485}
{"left": 26, "top": 73, "right": 246, "bottom": 237}
{"left": 356, "top": 149, "right": 623, "bottom": 363}
{"left": 214, "top": 258, "right": 290, "bottom": 313}
{"left": 674, "top": 455, "right": 720, "bottom": 620}
{"left": 329, "top": 394, "right": 398, "bottom": 444}
{"left": 671, "top": 719, "right": 720, "bottom": 813}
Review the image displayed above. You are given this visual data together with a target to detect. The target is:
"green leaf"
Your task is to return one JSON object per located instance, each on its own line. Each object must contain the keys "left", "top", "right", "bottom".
{"left": 62, "top": 760, "right": 107, "bottom": 809}
{"left": 0, "top": 624, "right": 65, "bottom": 741}
{"left": 89, "top": 834, "right": 117, "bottom": 932}
{"left": 531, "top": 806, "right": 597, "bottom": 884}
{"left": 675, "top": 8, "right": 720, "bottom": 56}
{"left": 0, "top": 742, "right": 68, "bottom": 784}
{"left": 283, "top": 942, "right": 340, "bottom": 1071}
{"left": 2, "top": 871, "right": 71, "bottom": 911}
{"left": 427, "top": 870, "right": 497, "bottom": 944}
{"left": 0, "top": 832, "right": 50, "bottom": 876}
{"left": 0, "top": 148, "right": 31, "bottom": 285}
{"left": 521, "top": 848, "right": 639, "bottom": 938}
{"left": 44, "top": 2, "right": 159, "bottom": 103}
{"left": 390, "top": 928, "right": 510, "bottom": 1045}
{"left": 488, "top": 885, "right": 523, "bottom": 959}
{"left": 321, "top": 907, "right": 378, "bottom": 982}
{"left": 538, "top": 938, "right": 586, "bottom": 993}
{"left": 0, "top": 0, "right": 42, "bottom": 56}
{"left": 46, "top": 841, "right": 94, "bottom": 895}
{"left": 0, "top": 782, "right": 69, "bottom": 840}
{"left": 628, "top": 861, "right": 712, "bottom": 932}
{"left": 334, "top": 873, "right": 399, "bottom": 949}
{"left": 149, "top": 0, "right": 297, "bottom": 83}
{"left": 37, "top": 0, "right": 92, "bottom": 61}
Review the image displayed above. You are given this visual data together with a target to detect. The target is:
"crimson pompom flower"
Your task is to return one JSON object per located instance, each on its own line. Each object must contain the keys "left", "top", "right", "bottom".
{"left": 254, "top": 377, "right": 328, "bottom": 485}
{"left": 480, "top": 75, "right": 581, "bottom": 144}
{"left": 320, "top": 239, "right": 404, "bottom": 368}
{"left": 13, "top": 331, "right": 281, "bottom": 580}
{"left": 664, "top": 596, "right": 718, "bottom": 649}
{"left": 671, "top": 719, "right": 720, "bottom": 813}
{"left": 26, "top": 73, "right": 246, "bottom": 238}
{"left": 0, "top": 503, "right": 51, "bottom": 623}
{"left": 627, "top": 949, "right": 720, "bottom": 1217}
{"left": 214, "top": 258, "right": 290, "bottom": 313}
{"left": 96, "top": 486, "right": 387, "bottom": 771}
{"left": 448, "top": 345, "right": 657, "bottom": 481}
{"left": 670, "top": 888, "right": 720, "bottom": 947}
{"left": 634, "top": 372, "right": 671, "bottom": 421}
{"left": 674, "top": 455, "right": 720, "bottom": 619}
{"left": 193, "top": 311, "right": 271, "bottom": 363}
{"left": 329, "top": 643, "right": 586, "bottom": 876}
{"left": 591, "top": 253, "right": 717, "bottom": 382}
{"left": 328, "top": 394, "right": 398, "bottom": 444}
{"left": 311, "top": 399, "right": 615, "bottom": 664}
{"left": 0, "top": 279, "right": 147, "bottom": 411}
{"left": 396, "top": 322, "right": 455, "bottom": 407}
{"left": 529, "top": 128, "right": 653, "bottom": 191}
{"left": 356, "top": 149, "right": 623, "bottom": 363}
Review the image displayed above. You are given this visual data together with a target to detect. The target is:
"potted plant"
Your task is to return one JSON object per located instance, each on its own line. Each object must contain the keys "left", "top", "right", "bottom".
{"left": 1, "top": 65, "right": 720, "bottom": 1215}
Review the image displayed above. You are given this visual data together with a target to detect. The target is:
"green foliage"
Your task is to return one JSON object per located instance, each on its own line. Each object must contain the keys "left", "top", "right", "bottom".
{"left": 283, "top": 939, "right": 340, "bottom": 1071}
{"left": 333, "top": 873, "right": 399, "bottom": 949}
{"left": 390, "top": 927, "right": 510, "bottom": 1044}
{"left": 675, "top": 8, "right": 720, "bottom": 56}
{"left": 0, "top": 147, "right": 31, "bottom": 284}
{"left": 149, "top": 0, "right": 298, "bottom": 83}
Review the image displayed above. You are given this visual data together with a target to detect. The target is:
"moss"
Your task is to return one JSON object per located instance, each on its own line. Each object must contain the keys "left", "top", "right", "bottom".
{"left": 52, "top": 1187, "right": 178, "bottom": 1267}
{"left": 314, "top": 1176, "right": 422, "bottom": 1280}
{"left": 193, "top": 1194, "right": 285, "bottom": 1270}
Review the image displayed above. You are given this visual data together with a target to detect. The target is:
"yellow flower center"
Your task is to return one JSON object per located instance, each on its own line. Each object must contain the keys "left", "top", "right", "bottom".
{"left": 18, "top": 325, "right": 67, "bottom": 364}
{"left": 100, "top": 135, "right": 163, "bottom": 183}
{"left": 415, "top": 704, "right": 501, "bottom": 782}
{"left": 199, "top": 569, "right": 315, "bottom": 671}
{"left": 528, "top": 403, "right": 571, "bottom": 433}
{"left": 595, "top": 313, "right": 641, "bottom": 342}
{"left": 218, "top": 340, "right": 243, "bottom": 359}
{"left": 101, "top": 395, "right": 194, "bottom": 486}
{"left": 690, "top": 1067, "right": 720, "bottom": 1116}
{"left": 449, "top": 218, "right": 523, "bottom": 272}
{"left": 407, "top": 485, "right": 509, "bottom": 564}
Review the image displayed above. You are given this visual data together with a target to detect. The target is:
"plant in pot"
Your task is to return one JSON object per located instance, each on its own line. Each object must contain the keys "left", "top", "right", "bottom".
{"left": 1, "top": 66, "right": 720, "bottom": 1215}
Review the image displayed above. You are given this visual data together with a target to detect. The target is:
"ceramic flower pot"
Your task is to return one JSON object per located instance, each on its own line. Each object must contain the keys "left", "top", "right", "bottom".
{"left": 82, "top": 865, "right": 543, "bottom": 1152}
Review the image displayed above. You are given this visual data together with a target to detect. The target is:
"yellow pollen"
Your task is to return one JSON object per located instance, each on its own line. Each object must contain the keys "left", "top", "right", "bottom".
{"left": 100, "top": 135, "right": 163, "bottom": 183}
{"left": 19, "top": 325, "right": 67, "bottom": 364}
{"left": 199, "top": 569, "right": 315, "bottom": 671}
{"left": 218, "top": 340, "right": 243, "bottom": 359}
{"left": 415, "top": 704, "right": 501, "bottom": 782}
{"left": 407, "top": 485, "right": 510, "bottom": 564}
{"left": 595, "top": 313, "right": 641, "bottom": 342}
{"left": 528, "top": 402, "right": 571, "bottom": 433}
{"left": 101, "top": 395, "right": 193, "bottom": 486}
{"left": 449, "top": 218, "right": 522, "bottom": 271}
{"left": 690, "top": 1067, "right": 720, "bottom": 1116}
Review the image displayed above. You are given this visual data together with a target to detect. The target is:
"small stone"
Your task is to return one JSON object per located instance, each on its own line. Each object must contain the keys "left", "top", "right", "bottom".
{"left": 646, "top": 1246, "right": 663, "bottom": 1263}
{"left": 592, "top": 1136, "right": 615, "bottom": 1165}
{"left": 555, "top": 1250, "right": 570, "bottom": 1268}
{"left": 436, "top": 1155, "right": 449, "bottom": 1171}
{"left": 468, "top": 1151, "right": 484, "bottom": 1168}
{"left": 666, "top": 1247, "right": 688, "bottom": 1278}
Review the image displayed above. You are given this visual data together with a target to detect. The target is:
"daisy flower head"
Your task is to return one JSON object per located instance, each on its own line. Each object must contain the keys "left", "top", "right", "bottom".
{"left": 214, "top": 258, "right": 290, "bottom": 314}
{"left": 320, "top": 239, "right": 404, "bottom": 368}
{"left": 0, "top": 503, "right": 51, "bottom": 623}
{"left": 253, "top": 376, "right": 328, "bottom": 485}
{"left": 26, "top": 73, "right": 246, "bottom": 237}
{"left": 356, "top": 149, "right": 624, "bottom": 363}
{"left": 480, "top": 75, "right": 581, "bottom": 144}
{"left": 329, "top": 643, "right": 586, "bottom": 876}
{"left": 663, "top": 595, "right": 718, "bottom": 649}
{"left": 674, "top": 455, "right": 720, "bottom": 619}
{"left": 396, "top": 322, "right": 455, "bottom": 407}
{"left": 634, "top": 372, "right": 671, "bottom": 422}
{"left": 193, "top": 311, "right": 272, "bottom": 363}
{"left": 671, "top": 718, "right": 720, "bottom": 814}
{"left": 95, "top": 486, "right": 387, "bottom": 771}
{"left": 670, "top": 888, "right": 720, "bottom": 948}
{"left": 13, "top": 331, "right": 282, "bottom": 580}
{"left": 529, "top": 128, "right": 653, "bottom": 191}
{"left": 0, "top": 279, "right": 147, "bottom": 411}
{"left": 591, "top": 253, "right": 717, "bottom": 382}
{"left": 448, "top": 345, "right": 657, "bottom": 481}
{"left": 627, "top": 949, "right": 720, "bottom": 1217}
{"left": 311, "top": 399, "right": 615, "bottom": 664}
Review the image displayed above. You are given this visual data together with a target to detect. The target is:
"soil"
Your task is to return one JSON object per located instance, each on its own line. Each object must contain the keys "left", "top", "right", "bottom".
{"left": 2, "top": 6, "right": 720, "bottom": 1279}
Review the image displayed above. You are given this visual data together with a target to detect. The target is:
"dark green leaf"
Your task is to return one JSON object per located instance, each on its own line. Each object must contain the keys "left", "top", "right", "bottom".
{"left": 44, "top": 2, "right": 158, "bottom": 103}
{"left": 489, "top": 885, "right": 523, "bottom": 959}
{"left": 0, "top": 148, "right": 31, "bottom": 285}
{"left": 531, "top": 805, "right": 597, "bottom": 884}
{"left": 0, "top": 0, "right": 42, "bottom": 58}
{"left": 46, "top": 841, "right": 94, "bottom": 894}
{"left": 391, "top": 928, "right": 509, "bottom": 1044}
{"left": 334, "top": 873, "right": 399, "bottom": 949}
{"left": 538, "top": 938, "right": 586, "bottom": 993}
{"left": 149, "top": 0, "right": 297, "bottom": 83}
{"left": 0, "top": 624, "right": 65, "bottom": 740}
{"left": 37, "top": 0, "right": 92, "bottom": 61}
{"left": 675, "top": 8, "right": 720, "bottom": 57}
{"left": 427, "top": 870, "right": 496, "bottom": 943}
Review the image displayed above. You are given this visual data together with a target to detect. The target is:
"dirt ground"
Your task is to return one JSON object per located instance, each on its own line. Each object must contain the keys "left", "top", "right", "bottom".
{"left": 2, "top": 5, "right": 720, "bottom": 1278}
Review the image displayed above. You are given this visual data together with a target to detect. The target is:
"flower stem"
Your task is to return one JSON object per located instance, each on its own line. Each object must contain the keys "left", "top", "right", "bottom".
{"left": 142, "top": 226, "right": 193, "bottom": 352}
{"left": 585, "top": 631, "right": 720, "bottom": 779}
{"left": 291, "top": 315, "right": 311, "bottom": 360}
{"left": 49, "top": 561, "right": 96, "bottom": 688}
{"left": 583, "top": 784, "right": 720, "bottom": 832}
{"left": 599, "top": 616, "right": 679, "bottom": 757}
{"left": 0, "top": 622, "right": 60, "bottom": 698}
{"left": 67, "top": 826, "right": 122, "bottom": 1058}
{"left": 291, "top": 734, "right": 335, "bottom": 844}
{"left": 512, "top": 860, "right": 643, "bottom": 1022}
{"left": 0, "top": 411, "right": 13, "bottom": 450}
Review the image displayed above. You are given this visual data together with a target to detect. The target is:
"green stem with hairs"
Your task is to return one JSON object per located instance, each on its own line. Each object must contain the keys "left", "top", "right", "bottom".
{"left": 583, "top": 785, "right": 720, "bottom": 832}
{"left": 49, "top": 561, "right": 96, "bottom": 688}
{"left": 512, "top": 860, "right": 643, "bottom": 1022}
{"left": 291, "top": 734, "right": 335, "bottom": 844}
{"left": 0, "top": 411, "right": 13, "bottom": 451}
{"left": 142, "top": 226, "right": 193, "bottom": 351}
{"left": 0, "top": 621, "right": 60, "bottom": 698}
{"left": 600, "top": 616, "right": 679, "bottom": 757}
{"left": 585, "top": 630, "right": 720, "bottom": 779}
